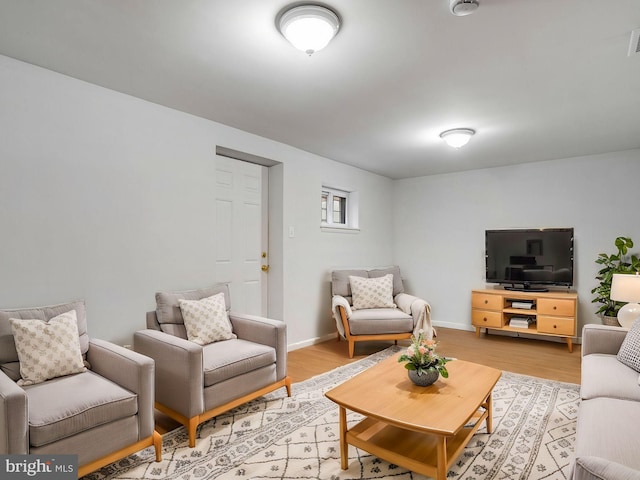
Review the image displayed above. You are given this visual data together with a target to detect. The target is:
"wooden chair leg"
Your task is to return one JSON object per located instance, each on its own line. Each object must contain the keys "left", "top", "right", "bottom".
{"left": 348, "top": 340, "right": 355, "bottom": 358}
{"left": 153, "top": 430, "right": 162, "bottom": 462}
{"left": 285, "top": 376, "right": 292, "bottom": 397}
{"left": 187, "top": 417, "right": 199, "bottom": 448}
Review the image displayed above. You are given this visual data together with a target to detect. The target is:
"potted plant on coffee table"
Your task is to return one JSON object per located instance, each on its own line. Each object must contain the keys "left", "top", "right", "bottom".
{"left": 591, "top": 236, "right": 640, "bottom": 325}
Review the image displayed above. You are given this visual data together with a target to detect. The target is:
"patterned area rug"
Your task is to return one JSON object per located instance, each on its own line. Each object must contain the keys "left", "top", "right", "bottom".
{"left": 83, "top": 347, "right": 579, "bottom": 480}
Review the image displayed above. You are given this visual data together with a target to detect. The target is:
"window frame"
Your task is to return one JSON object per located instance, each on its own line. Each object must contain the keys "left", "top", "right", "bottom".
{"left": 321, "top": 186, "right": 359, "bottom": 232}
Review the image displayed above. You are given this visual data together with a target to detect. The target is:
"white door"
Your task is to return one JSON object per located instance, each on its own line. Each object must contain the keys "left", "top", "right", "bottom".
{"left": 214, "top": 155, "right": 268, "bottom": 315}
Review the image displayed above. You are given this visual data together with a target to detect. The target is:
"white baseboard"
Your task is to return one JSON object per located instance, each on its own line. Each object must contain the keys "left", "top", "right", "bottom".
{"left": 288, "top": 332, "right": 337, "bottom": 351}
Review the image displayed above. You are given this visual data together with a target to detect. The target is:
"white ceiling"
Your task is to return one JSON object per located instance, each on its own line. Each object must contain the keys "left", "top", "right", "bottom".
{"left": 0, "top": 1, "right": 639, "bottom": 179}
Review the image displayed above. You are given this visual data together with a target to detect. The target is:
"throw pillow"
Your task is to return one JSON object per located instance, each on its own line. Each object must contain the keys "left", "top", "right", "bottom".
{"left": 178, "top": 293, "right": 235, "bottom": 345}
{"left": 617, "top": 318, "right": 640, "bottom": 373}
{"left": 349, "top": 274, "right": 396, "bottom": 310}
{"left": 10, "top": 310, "right": 87, "bottom": 386}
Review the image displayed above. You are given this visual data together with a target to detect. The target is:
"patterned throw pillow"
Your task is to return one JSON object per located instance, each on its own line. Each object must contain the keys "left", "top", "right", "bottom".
{"left": 348, "top": 274, "right": 396, "bottom": 310}
{"left": 179, "top": 293, "right": 236, "bottom": 345}
{"left": 9, "top": 310, "right": 87, "bottom": 386}
{"left": 618, "top": 318, "right": 640, "bottom": 372}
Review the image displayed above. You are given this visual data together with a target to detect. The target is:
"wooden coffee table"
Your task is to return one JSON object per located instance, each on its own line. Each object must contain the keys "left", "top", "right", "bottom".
{"left": 325, "top": 356, "right": 501, "bottom": 480}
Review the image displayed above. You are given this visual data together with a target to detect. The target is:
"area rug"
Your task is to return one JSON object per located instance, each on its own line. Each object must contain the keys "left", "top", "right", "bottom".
{"left": 83, "top": 347, "right": 580, "bottom": 480}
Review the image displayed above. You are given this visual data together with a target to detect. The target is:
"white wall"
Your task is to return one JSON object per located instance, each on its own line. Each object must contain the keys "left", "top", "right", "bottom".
{"left": 0, "top": 55, "right": 394, "bottom": 347}
{"left": 392, "top": 150, "right": 640, "bottom": 337}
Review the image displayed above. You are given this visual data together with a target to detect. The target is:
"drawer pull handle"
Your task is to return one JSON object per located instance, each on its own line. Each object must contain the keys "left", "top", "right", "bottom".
{"left": 483, "top": 317, "right": 488, "bottom": 322}
{"left": 553, "top": 306, "right": 557, "bottom": 310}
{"left": 484, "top": 300, "right": 488, "bottom": 304}
{"left": 553, "top": 324, "right": 557, "bottom": 329}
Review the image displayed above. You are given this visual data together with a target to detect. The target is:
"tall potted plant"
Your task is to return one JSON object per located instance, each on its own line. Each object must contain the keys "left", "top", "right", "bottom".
{"left": 591, "top": 236, "right": 640, "bottom": 325}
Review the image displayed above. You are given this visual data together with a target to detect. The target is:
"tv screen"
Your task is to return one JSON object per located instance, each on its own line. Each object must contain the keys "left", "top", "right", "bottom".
{"left": 485, "top": 228, "right": 574, "bottom": 289}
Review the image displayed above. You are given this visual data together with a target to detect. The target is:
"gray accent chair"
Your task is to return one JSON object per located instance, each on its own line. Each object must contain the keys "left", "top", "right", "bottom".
{"left": 331, "top": 266, "right": 433, "bottom": 358}
{"left": 573, "top": 324, "right": 640, "bottom": 479}
{"left": 0, "top": 300, "right": 162, "bottom": 477}
{"left": 134, "top": 283, "right": 291, "bottom": 448}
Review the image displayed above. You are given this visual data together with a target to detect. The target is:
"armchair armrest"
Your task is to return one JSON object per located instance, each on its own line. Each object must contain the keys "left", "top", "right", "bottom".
{"left": 331, "top": 295, "right": 352, "bottom": 338}
{"left": 573, "top": 456, "right": 640, "bottom": 480}
{"left": 0, "top": 370, "right": 28, "bottom": 454}
{"left": 581, "top": 324, "right": 628, "bottom": 357}
{"left": 229, "top": 313, "right": 287, "bottom": 381}
{"left": 133, "top": 329, "right": 204, "bottom": 418}
{"left": 87, "top": 339, "right": 155, "bottom": 439}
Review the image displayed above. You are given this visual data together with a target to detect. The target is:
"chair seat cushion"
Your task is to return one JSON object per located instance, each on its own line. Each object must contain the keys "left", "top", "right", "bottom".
{"left": 348, "top": 308, "right": 413, "bottom": 335}
{"left": 24, "top": 370, "right": 137, "bottom": 447}
{"left": 202, "top": 339, "right": 276, "bottom": 387}
{"left": 581, "top": 354, "right": 640, "bottom": 401}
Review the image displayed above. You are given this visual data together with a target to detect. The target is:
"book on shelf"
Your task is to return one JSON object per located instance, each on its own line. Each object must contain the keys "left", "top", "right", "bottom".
{"left": 511, "top": 301, "right": 535, "bottom": 310}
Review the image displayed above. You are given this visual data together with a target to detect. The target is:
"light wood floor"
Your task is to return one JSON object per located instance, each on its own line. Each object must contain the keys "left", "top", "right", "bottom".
{"left": 288, "top": 327, "right": 581, "bottom": 384}
{"left": 156, "top": 327, "right": 581, "bottom": 435}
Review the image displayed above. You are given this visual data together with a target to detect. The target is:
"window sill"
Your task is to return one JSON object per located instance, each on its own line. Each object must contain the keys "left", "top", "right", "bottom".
{"left": 321, "top": 225, "right": 360, "bottom": 234}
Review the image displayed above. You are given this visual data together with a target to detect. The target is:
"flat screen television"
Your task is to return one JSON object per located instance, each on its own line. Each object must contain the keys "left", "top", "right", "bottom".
{"left": 485, "top": 228, "right": 574, "bottom": 291}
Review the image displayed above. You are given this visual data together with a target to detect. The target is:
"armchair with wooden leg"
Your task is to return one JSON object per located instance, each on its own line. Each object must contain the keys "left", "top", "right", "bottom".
{"left": 0, "top": 300, "right": 162, "bottom": 477}
{"left": 134, "top": 283, "right": 291, "bottom": 448}
{"left": 331, "top": 266, "right": 434, "bottom": 358}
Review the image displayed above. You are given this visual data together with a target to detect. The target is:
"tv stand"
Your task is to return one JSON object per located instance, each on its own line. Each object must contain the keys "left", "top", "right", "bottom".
{"left": 471, "top": 289, "right": 577, "bottom": 352}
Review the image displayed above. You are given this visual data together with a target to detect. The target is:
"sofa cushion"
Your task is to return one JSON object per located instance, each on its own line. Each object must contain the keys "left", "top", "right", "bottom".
{"left": 155, "top": 284, "right": 231, "bottom": 339}
{"left": 202, "top": 338, "right": 276, "bottom": 387}
{"left": 348, "top": 308, "right": 413, "bottom": 335}
{"left": 618, "top": 318, "right": 640, "bottom": 373}
{"left": 369, "top": 266, "right": 405, "bottom": 296}
{"left": 0, "top": 300, "right": 89, "bottom": 367}
{"left": 581, "top": 354, "right": 640, "bottom": 401}
{"left": 179, "top": 293, "right": 235, "bottom": 345}
{"left": 573, "top": 456, "right": 640, "bottom": 480}
{"left": 575, "top": 397, "right": 640, "bottom": 472}
{"left": 24, "top": 370, "right": 137, "bottom": 448}
{"left": 349, "top": 274, "right": 396, "bottom": 310}
{"left": 10, "top": 310, "right": 86, "bottom": 386}
{"left": 331, "top": 269, "right": 368, "bottom": 300}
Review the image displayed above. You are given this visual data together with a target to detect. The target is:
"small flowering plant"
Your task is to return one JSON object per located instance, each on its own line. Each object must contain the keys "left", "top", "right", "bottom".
{"left": 398, "top": 331, "right": 450, "bottom": 377}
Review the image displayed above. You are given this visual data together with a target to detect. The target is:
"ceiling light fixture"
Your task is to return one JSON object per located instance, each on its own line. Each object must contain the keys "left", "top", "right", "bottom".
{"left": 278, "top": 4, "right": 340, "bottom": 55}
{"left": 449, "top": 0, "right": 479, "bottom": 16}
{"left": 440, "top": 128, "right": 476, "bottom": 148}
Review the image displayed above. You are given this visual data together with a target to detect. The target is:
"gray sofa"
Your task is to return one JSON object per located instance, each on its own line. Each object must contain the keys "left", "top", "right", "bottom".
{"left": 574, "top": 324, "right": 640, "bottom": 480}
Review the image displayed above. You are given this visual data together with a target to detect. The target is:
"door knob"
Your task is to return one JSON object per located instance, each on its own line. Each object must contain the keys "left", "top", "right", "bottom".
{"left": 261, "top": 265, "right": 270, "bottom": 272}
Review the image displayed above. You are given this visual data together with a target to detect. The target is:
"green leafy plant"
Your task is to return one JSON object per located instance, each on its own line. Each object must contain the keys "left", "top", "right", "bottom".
{"left": 591, "top": 237, "right": 640, "bottom": 317}
{"left": 398, "top": 330, "right": 450, "bottom": 377}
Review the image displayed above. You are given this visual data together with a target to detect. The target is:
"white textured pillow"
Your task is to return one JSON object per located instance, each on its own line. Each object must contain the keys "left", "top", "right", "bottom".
{"left": 9, "top": 310, "right": 87, "bottom": 386}
{"left": 179, "top": 293, "right": 235, "bottom": 345}
{"left": 618, "top": 318, "right": 640, "bottom": 373}
{"left": 349, "top": 274, "right": 396, "bottom": 310}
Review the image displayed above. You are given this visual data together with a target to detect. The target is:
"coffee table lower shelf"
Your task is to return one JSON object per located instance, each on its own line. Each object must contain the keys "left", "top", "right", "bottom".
{"left": 341, "top": 407, "right": 489, "bottom": 480}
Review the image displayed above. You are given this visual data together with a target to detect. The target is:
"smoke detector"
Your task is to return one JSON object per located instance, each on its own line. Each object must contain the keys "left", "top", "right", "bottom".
{"left": 450, "top": 0, "right": 479, "bottom": 16}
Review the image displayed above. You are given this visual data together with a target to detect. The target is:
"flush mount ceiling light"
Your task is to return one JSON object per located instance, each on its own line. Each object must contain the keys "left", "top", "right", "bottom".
{"left": 449, "top": 0, "right": 479, "bottom": 16}
{"left": 278, "top": 4, "right": 340, "bottom": 55}
{"left": 440, "top": 128, "right": 476, "bottom": 148}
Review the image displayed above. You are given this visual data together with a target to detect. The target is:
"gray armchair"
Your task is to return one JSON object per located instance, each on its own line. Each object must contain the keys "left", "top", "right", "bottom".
{"left": 134, "top": 283, "right": 291, "bottom": 448}
{"left": 331, "top": 266, "right": 434, "bottom": 358}
{"left": 0, "top": 300, "right": 161, "bottom": 477}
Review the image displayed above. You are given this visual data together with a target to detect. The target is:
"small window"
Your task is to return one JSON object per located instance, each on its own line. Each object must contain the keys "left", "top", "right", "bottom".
{"left": 321, "top": 186, "right": 359, "bottom": 231}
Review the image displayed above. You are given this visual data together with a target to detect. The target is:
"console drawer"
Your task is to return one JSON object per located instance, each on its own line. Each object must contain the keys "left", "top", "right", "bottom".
{"left": 537, "top": 298, "right": 575, "bottom": 317}
{"left": 472, "top": 293, "right": 502, "bottom": 311}
{"left": 472, "top": 310, "right": 503, "bottom": 328}
{"left": 537, "top": 316, "right": 575, "bottom": 335}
